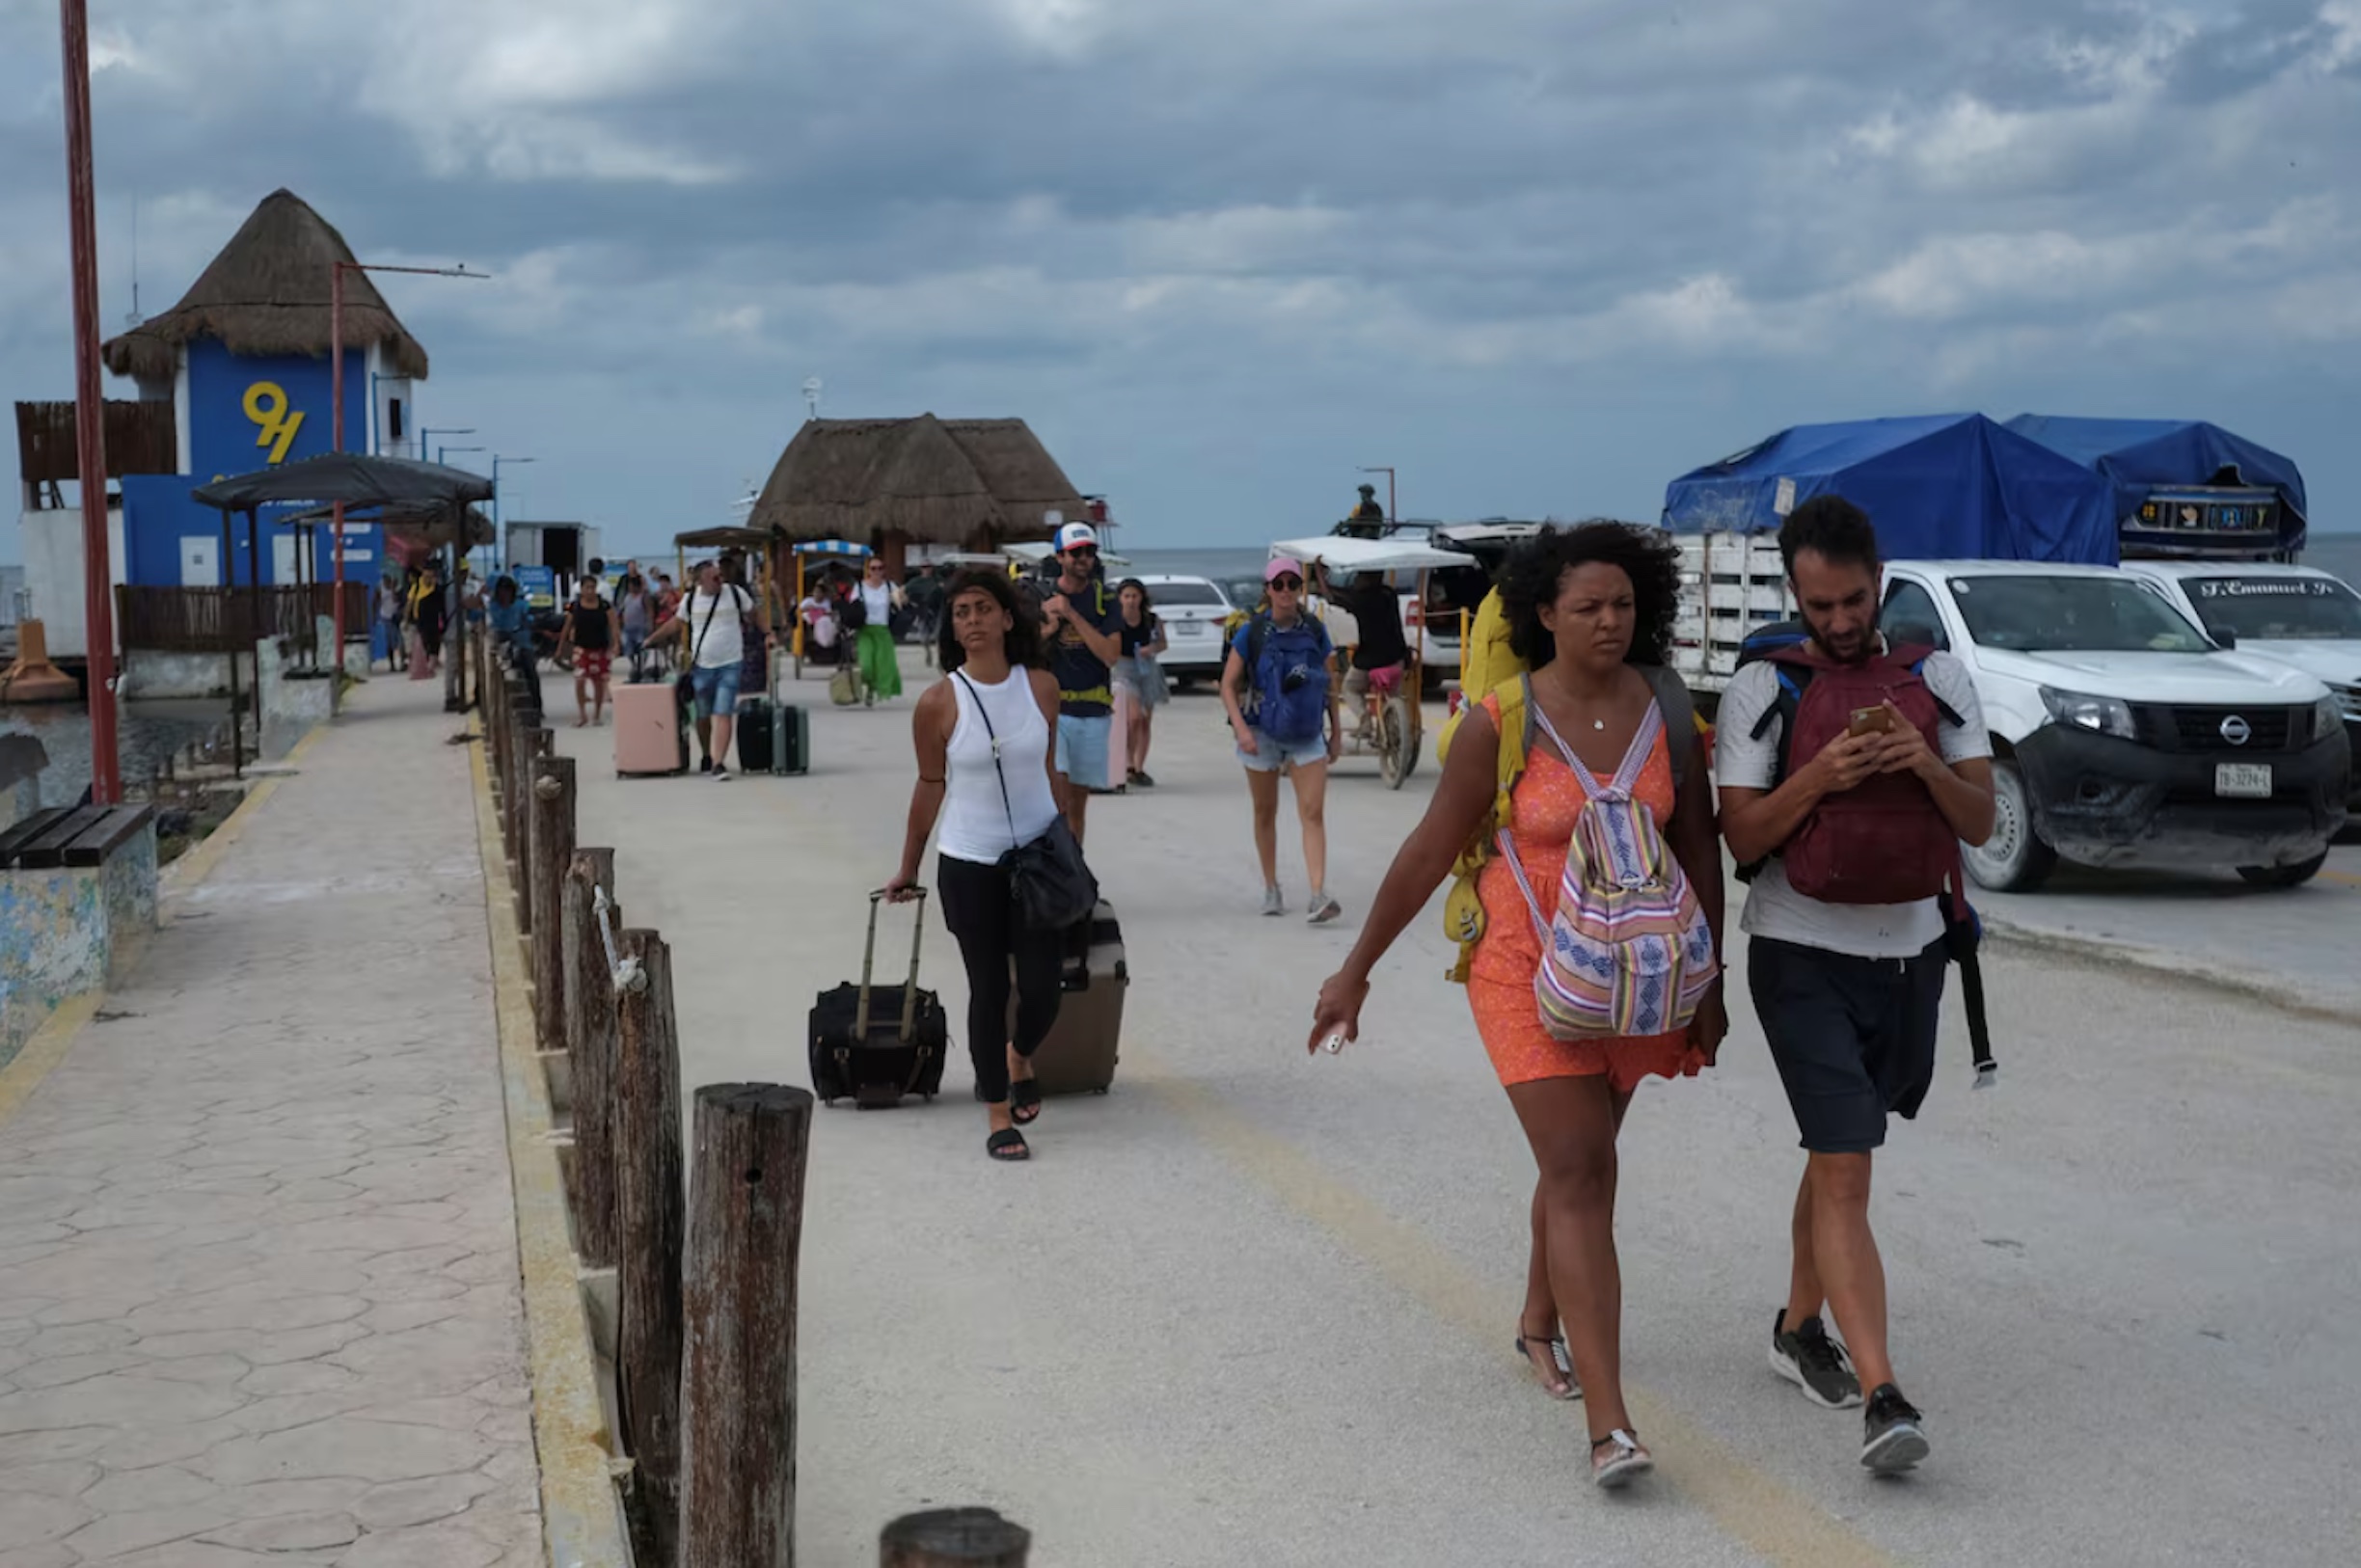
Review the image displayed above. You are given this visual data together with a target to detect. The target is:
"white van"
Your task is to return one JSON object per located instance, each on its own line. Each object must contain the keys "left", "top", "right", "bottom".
{"left": 1876, "top": 562, "right": 2349, "bottom": 889}
{"left": 2118, "top": 560, "right": 2361, "bottom": 806}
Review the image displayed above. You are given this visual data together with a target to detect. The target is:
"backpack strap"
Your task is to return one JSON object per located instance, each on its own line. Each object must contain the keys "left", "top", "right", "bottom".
{"left": 1638, "top": 665, "right": 1696, "bottom": 798}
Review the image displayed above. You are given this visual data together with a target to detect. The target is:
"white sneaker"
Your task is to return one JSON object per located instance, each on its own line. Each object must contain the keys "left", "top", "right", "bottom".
{"left": 1261, "top": 885, "right": 1286, "bottom": 916}
{"left": 1307, "top": 892, "right": 1343, "bottom": 925}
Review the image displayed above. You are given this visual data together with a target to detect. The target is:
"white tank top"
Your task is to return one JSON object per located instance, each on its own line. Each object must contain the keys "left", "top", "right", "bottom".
{"left": 937, "top": 669, "right": 1062, "bottom": 865}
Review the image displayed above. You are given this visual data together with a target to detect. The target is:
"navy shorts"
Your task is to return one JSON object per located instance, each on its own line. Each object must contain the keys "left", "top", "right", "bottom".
{"left": 1748, "top": 936, "right": 1947, "bottom": 1154}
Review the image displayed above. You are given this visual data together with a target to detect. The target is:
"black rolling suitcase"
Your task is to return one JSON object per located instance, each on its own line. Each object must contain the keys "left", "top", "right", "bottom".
{"left": 737, "top": 699, "right": 810, "bottom": 775}
{"left": 809, "top": 891, "right": 950, "bottom": 1108}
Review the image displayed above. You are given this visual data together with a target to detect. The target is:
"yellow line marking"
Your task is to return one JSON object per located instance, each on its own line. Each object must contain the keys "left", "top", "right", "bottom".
{"left": 467, "top": 719, "right": 632, "bottom": 1567}
{"left": 161, "top": 778, "right": 281, "bottom": 894}
{"left": 2318, "top": 868, "right": 2361, "bottom": 889}
{"left": 0, "top": 992, "right": 103, "bottom": 1134}
{"left": 1133, "top": 1058, "right": 1898, "bottom": 1568}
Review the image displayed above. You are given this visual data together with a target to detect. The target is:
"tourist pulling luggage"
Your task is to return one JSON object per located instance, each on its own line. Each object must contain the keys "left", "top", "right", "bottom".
{"left": 809, "top": 891, "right": 950, "bottom": 1108}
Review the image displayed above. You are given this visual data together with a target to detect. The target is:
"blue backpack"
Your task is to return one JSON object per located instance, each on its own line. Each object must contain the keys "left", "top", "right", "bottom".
{"left": 1242, "top": 614, "right": 1333, "bottom": 743}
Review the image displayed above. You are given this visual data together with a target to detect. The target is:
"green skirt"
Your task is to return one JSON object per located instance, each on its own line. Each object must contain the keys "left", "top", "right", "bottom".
{"left": 855, "top": 623, "right": 903, "bottom": 698}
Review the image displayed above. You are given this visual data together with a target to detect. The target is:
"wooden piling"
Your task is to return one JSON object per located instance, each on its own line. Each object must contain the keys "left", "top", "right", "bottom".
{"left": 880, "top": 1509, "right": 1030, "bottom": 1568}
{"left": 682, "top": 1083, "right": 815, "bottom": 1568}
{"left": 515, "top": 726, "right": 550, "bottom": 933}
{"left": 562, "top": 848, "right": 621, "bottom": 1268}
{"left": 529, "top": 756, "right": 576, "bottom": 1053}
{"left": 614, "top": 928, "right": 687, "bottom": 1559}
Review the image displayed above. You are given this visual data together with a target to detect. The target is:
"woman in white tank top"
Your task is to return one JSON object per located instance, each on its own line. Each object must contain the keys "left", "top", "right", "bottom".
{"left": 886, "top": 572, "right": 1069, "bottom": 1161}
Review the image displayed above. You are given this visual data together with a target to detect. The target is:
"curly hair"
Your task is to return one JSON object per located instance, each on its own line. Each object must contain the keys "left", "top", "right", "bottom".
{"left": 1497, "top": 521, "right": 1683, "bottom": 669}
{"left": 937, "top": 568, "right": 1043, "bottom": 673}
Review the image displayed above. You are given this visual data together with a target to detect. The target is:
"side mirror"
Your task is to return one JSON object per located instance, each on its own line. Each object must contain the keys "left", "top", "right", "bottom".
{"left": 2212, "top": 628, "right": 2238, "bottom": 651}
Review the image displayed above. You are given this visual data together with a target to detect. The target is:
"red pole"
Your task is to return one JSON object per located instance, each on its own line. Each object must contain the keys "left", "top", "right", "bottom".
{"left": 330, "top": 262, "right": 347, "bottom": 683}
{"left": 58, "top": 0, "right": 119, "bottom": 804}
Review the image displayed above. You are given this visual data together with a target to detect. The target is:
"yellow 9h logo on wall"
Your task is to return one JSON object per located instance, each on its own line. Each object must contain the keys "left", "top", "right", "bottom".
{"left": 243, "top": 381, "right": 306, "bottom": 464}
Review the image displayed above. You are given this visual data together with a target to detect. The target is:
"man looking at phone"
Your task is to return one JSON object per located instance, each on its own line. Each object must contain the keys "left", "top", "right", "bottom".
{"left": 1715, "top": 496, "right": 1995, "bottom": 1473}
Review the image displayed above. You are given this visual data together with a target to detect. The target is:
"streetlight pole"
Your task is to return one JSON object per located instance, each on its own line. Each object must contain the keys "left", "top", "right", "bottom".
{"left": 330, "top": 261, "right": 484, "bottom": 691}
{"left": 419, "top": 426, "right": 475, "bottom": 466}
{"left": 56, "top": 0, "right": 120, "bottom": 802}
{"left": 1360, "top": 466, "right": 1397, "bottom": 523}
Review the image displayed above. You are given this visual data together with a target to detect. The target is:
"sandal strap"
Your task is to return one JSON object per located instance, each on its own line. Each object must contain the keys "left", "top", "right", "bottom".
{"left": 1590, "top": 1428, "right": 1642, "bottom": 1453}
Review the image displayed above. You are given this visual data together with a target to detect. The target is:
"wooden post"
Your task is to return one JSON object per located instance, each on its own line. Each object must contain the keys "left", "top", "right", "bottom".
{"left": 515, "top": 727, "right": 550, "bottom": 932}
{"left": 529, "top": 755, "right": 576, "bottom": 1052}
{"left": 682, "top": 1083, "right": 815, "bottom": 1568}
{"left": 880, "top": 1510, "right": 1029, "bottom": 1567}
{"left": 614, "top": 928, "right": 687, "bottom": 1561}
{"left": 563, "top": 848, "right": 621, "bottom": 1268}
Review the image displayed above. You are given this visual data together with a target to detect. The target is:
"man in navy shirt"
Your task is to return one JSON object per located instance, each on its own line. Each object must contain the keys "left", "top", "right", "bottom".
{"left": 1041, "top": 521, "right": 1125, "bottom": 844}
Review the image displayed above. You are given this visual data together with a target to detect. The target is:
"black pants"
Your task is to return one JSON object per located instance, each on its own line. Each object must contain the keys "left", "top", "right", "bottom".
{"left": 936, "top": 852, "right": 1065, "bottom": 1103}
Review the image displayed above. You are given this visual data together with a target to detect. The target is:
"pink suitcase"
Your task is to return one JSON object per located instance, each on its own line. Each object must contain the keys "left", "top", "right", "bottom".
{"left": 613, "top": 681, "right": 686, "bottom": 776}
{"left": 1106, "top": 687, "right": 1133, "bottom": 790}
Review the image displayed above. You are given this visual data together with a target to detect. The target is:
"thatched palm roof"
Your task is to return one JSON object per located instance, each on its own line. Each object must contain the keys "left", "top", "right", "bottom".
{"left": 101, "top": 189, "right": 428, "bottom": 385}
{"left": 746, "top": 415, "right": 1086, "bottom": 546}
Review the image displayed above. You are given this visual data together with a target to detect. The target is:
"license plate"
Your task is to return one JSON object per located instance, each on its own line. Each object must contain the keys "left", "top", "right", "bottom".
{"left": 2215, "top": 763, "right": 2273, "bottom": 798}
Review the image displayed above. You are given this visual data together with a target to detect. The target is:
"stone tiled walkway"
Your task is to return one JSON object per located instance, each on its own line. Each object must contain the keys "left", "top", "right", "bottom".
{"left": 0, "top": 680, "right": 538, "bottom": 1568}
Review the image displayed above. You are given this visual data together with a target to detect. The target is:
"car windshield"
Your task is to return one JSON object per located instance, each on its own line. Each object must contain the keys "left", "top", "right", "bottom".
{"left": 1948, "top": 575, "right": 2212, "bottom": 654}
{"left": 1147, "top": 581, "right": 1226, "bottom": 608}
{"left": 2180, "top": 576, "right": 2361, "bottom": 641}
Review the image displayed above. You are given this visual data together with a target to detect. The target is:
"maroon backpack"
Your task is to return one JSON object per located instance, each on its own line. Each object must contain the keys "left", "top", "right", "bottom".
{"left": 1758, "top": 642, "right": 1958, "bottom": 906}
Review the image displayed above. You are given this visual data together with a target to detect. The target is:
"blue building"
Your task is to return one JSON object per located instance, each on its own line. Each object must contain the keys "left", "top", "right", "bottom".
{"left": 95, "top": 189, "right": 431, "bottom": 593}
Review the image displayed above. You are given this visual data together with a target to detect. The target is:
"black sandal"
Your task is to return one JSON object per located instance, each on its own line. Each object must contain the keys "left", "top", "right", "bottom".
{"left": 1010, "top": 1080, "right": 1044, "bottom": 1126}
{"left": 987, "top": 1127, "right": 1030, "bottom": 1162}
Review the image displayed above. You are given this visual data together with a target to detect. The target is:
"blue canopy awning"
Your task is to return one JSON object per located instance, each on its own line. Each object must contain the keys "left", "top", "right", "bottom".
{"left": 2002, "top": 415, "right": 2306, "bottom": 554}
{"left": 1662, "top": 413, "right": 2120, "bottom": 564}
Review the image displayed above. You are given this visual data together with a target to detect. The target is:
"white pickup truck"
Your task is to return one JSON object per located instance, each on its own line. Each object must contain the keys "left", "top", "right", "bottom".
{"left": 1674, "top": 543, "right": 2352, "bottom": 890}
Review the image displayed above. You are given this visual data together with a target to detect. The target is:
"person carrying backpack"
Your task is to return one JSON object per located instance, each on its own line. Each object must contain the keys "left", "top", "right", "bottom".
{"left": 1222, "top": 555, "right": 1345, "bottom": 922}
{"left": 1306, "top": 524, "right": 1725, "bottom": 1488}
{"left": 1715, "top": 495, "right": 1996, "bottom": 1475}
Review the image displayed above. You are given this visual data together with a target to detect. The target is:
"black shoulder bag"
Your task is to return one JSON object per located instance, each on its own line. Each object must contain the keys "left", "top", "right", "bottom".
{"left": 953, "top": 672, "right": 1099, "bottom": 931}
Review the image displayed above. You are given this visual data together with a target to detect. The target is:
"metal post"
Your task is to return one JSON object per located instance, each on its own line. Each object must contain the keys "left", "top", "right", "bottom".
{"left": 221, "top": 510, "right": 242, "bottom": 775}
{"left": 331, "top": 261, "right": 348, "bottom": 696}
{"left": 57, "top": 0, "right": 119, "bottom": 803}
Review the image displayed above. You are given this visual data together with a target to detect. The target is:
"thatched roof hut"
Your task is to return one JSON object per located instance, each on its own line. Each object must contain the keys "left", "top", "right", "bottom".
{"left": 100, "top": 189, "right": 429, "bottom": 385}
{"left": 746, "top": 416, "right": 1086, "bottom": 548}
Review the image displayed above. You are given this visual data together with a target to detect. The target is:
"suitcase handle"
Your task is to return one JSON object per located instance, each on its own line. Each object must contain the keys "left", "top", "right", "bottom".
{"left": 855, "top": 888, "right": 926, "bottom": 1042}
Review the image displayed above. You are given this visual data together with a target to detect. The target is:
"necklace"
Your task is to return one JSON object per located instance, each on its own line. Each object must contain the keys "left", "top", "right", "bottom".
{"left": 1545, "top": 666, "right": 1615, "bottom": 731}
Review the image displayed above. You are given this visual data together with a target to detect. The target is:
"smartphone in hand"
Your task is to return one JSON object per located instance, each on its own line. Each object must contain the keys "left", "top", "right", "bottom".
{"left": 1848, "top": 706, "right": 1894, "bottom": 738}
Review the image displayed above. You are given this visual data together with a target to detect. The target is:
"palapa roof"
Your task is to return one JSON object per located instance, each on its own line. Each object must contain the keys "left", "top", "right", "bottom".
{"left": 746, "top": 415, "right": 1086, "bottom": 546}
{"left": 101, "top": 189, "right": 429, "bottom": 385}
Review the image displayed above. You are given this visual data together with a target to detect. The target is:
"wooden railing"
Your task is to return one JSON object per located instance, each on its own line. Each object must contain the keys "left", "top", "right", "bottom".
{"left": 13, "top": 399, "right": 177, "bottom": 485}
{"left": 115, "top": 583, "right": 368, "bottom": 654}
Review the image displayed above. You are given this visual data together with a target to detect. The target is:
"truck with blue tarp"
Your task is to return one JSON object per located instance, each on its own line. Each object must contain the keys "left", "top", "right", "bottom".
{"left": 1661, "top": 413, "right": 2347, "bottom": 889}
{"left": 2002, "top": 416, "right": 2306, "bottom": 560}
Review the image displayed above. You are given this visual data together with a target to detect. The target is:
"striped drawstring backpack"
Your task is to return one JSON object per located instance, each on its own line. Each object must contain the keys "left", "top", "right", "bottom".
{"left": 1496, "top": 694, "right": 1719, "bottom": 1040}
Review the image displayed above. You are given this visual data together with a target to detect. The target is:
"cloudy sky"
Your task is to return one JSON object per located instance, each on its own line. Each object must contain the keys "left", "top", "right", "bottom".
{"left": 2, "top": 0, "right": 2358, "bottom": 556}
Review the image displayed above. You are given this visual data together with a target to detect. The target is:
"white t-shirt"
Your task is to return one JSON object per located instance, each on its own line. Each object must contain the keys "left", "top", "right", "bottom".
{"left": 1714, "top": 649, "right": 1992, "bottom": 959}
{"left": 858, "top": 581, "right": 895, "bottom": 628}
{"left": 681, "top": 585, "right": 750, "bottom": 670}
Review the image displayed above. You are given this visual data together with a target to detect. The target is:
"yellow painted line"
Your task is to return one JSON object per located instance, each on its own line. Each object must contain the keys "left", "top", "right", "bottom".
{"left": 0, "top": 992, "right": 103, "bottom": 1134}
{"left": 1133, "top": 1059, "right": 1899, "bottom": 1568}
{"left": 467, "top": 720, "right": 632, "bottom": 1568}
{"left": 160, "top": 777, "right": 281, "bottom": 894}
{"left": 2318, "top": 868, "right": 2361, "bottom": 889}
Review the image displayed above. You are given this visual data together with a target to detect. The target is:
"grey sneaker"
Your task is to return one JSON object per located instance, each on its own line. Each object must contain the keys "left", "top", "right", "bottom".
{"left": 1771, "top": 1310, "right": 1862, "bottom": 1410}
{"left": 1306, "top": 892, "right": 1343, "bottom": 925}
{"left": 1859, "top": 1383, "right": 1930, "bottom": 1473}
{"left": 1261, "top": 885, "right": 1286, "bottom": 917}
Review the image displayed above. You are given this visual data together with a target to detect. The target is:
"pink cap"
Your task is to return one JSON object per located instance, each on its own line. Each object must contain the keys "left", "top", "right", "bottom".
{"left": 1265, "top": 555, "right": 1306, "bottom": 583}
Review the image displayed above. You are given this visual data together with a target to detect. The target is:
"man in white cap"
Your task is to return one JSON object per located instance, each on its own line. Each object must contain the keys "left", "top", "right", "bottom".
{"left": 1042, "top": 521, "right": 1125, "bottom": 843}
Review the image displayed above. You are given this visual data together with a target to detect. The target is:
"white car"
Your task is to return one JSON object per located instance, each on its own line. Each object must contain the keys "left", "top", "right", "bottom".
{"left": 1879, "top": 561, "right": 2349, "bottom": 890}
{"left": 1136, "top": 575, "right": 1235, "bottom": 688}
{"left": 2119, "top": 560, "right": 2361, "bottom": 806}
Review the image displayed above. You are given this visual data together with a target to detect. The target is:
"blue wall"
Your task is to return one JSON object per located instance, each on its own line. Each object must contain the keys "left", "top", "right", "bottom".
{"left": 122, "top": 342, "right": 384, "bottom": 589}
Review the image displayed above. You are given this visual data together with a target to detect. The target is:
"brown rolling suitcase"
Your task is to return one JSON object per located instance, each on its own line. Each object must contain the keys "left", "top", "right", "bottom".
{"left": 1022, "top": 901, "right": 1126, "bottom": 1096}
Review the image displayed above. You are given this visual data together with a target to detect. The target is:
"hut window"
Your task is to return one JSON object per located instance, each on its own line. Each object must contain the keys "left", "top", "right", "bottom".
{"left": 388, "top": 397, "right": 405, "bottom": 444}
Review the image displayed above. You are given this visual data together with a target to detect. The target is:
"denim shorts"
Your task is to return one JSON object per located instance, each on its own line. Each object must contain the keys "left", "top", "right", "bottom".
{"left": 1055, "top": 714, "right": 1110, "bottom": 784}
{"left": 688, "top": 662, "right": 741, "bottom": 718}
{"left": 1237, "top": 728, "right": 1330, "bottom": 772}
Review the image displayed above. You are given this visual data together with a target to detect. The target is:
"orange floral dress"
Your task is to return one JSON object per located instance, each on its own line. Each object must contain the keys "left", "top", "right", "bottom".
{"left": 1468, "top": 691, "right": 1707, "bottom": 1091}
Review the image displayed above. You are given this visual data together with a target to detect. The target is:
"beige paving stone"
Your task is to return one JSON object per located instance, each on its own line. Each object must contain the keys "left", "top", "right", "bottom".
{"left": 339, "top": 1520, "right": 503, "bottom": 1568}
{"left": 63, "top": 1498, "right": 238, "bottom": 1557}
{"left": 90, "top": 1419, "right": 246, "bottom": 1472}
{"left": 231, "top": 1364, "right": 354, "bottom": 1399}
{"left": 200, "top": 1419, "right": 493, "bottom": 1488}
{"left": 197, "top": 1510, "right": 361, "bottom": 1552}
{"left": 0, "top": 1540, "right": 79, "bottom": 1568}
{"left": 0, "top": 1375, "right": 245, "bottom": 1437}
{"left": 11, "top": 1353, "right": 147, "bottom": 1392}
{"left": 216, "top": 1476, "right": 369, "bottom": 1520}
{"left": 82, "top": 1465, "right": 219, "bottom": 1512}
{"left": 0, "top": 1428, "right": 110, "bottom": 1466}
{"left": 349, "top": 1473, "right": 496, "bottom": 1532}
{"left": 0, "top": 1492, "right": 90, "bottom": 1544}
{"left": 0, "top": 1461, "right": 97, "bottom": 1499}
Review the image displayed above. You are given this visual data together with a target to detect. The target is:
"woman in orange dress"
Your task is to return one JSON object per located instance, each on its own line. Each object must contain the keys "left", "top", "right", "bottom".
{"left": 1310, "top": 523, "right": 1725, "bottom": 1488}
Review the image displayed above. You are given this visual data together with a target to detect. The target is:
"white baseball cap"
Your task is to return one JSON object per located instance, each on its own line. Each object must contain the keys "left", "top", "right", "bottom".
{"left": 1051, "top": 521, "right": 1100, "bottom": 554}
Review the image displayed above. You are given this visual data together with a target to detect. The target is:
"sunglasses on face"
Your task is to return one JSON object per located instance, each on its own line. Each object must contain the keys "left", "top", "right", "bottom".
{"left": 1269, "top": 576, "right": 1303, "bottom": 591}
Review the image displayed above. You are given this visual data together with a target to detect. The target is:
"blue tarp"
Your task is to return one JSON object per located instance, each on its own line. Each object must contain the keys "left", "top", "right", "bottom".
{"left": 2002, "top": 415, "right": 2307, "bottom": 554}
{"left": 1661, "top": 413, "right": 2120, "bottom": 564}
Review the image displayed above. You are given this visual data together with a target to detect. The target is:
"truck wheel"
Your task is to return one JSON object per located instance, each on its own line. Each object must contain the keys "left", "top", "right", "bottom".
{"left": 2236, "top": 852, "right": 2327, "bottom": 888}
{"left": 1963, "top": 760, "right": 2058, "bottom": 893}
